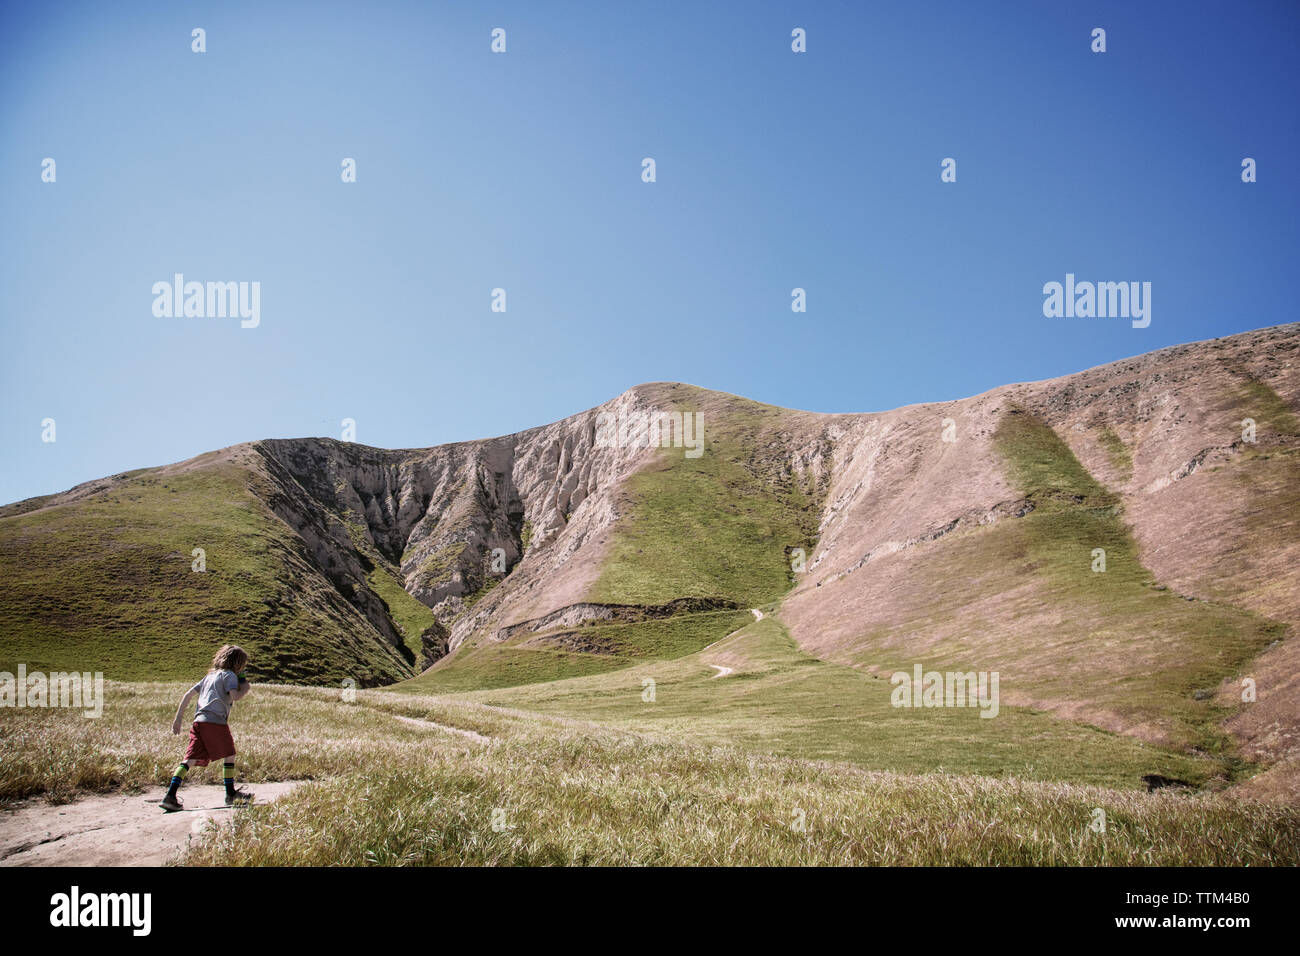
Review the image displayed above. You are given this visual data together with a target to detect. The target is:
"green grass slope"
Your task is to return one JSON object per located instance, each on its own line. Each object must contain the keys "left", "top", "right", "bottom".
{"left": 589, "top": 387, "right": 822, "bottom": 607}
{"left": 0, "top": 463, "right": 412, "bottom": 685}
{"left": 398, "top": 608, "right": 753, "bottom": 693}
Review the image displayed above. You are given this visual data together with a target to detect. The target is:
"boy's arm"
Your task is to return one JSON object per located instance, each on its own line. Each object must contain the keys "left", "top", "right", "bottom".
{"left": 230, "top": 671, "right": 251, "bottom": 702}
{"left": 171, "top": 687, "right": 197, "bottom": 734}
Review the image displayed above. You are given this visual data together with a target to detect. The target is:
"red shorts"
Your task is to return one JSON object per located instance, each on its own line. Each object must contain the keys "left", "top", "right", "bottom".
{"left": 183, "top": 721, "right": 236, "bottom": 766}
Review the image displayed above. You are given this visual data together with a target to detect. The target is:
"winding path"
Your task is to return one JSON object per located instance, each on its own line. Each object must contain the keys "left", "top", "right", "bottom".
{"left": 391, "top": 714, "right": 491, "bottom": 744}
{"left": 702, "top": 608, "right": 764, "bottom": 678}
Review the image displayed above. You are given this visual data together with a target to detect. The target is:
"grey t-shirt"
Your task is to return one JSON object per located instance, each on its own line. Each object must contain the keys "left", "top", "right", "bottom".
{"left": 192, "top": 669, "right": 240, "bottom": 724}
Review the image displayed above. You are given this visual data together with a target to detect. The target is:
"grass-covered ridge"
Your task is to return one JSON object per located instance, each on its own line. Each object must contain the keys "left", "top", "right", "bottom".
{"left": 589, "top": 387, "right": 823, "bottom": 608}
{"left": 1096, "top": 426, "right": 1133, "bottom": 481}
{"left": 0, "top": 464, "right": 412, "bottom": 686}
{"left": 996, "top": 406, "right": 1119, "bottom": 505}
{"left": 342, "top": 518, "right": 438, "bottom": 662}
{"left": 366, "top": 564, "right": 438, "bottom": 662}
{"left": 981, "top": 408, "right": 1280, "bottom": 749}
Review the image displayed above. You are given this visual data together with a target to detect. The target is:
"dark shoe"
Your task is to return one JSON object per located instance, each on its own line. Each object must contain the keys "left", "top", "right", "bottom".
{"left": 225, "top": 788, "right": 254, "bottom": 806}
{"left": 160, "top": 794, "right": 183, "bottom": 812}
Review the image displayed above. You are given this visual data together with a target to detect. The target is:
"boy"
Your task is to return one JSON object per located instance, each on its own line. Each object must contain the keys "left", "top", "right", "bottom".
{"left": 161, "top": 644, "right": 253, "bottom": 812}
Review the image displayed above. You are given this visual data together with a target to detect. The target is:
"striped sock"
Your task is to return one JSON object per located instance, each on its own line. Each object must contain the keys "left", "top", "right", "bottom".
{"left": 223, "top": 763, "right": 236, "bottom": 795}
{"left": 166, "top": 763, "right": 188, "bottom": 798}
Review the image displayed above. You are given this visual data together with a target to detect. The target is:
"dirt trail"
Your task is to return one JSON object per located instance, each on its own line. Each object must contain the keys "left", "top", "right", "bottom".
{"left": 0, "top": 711, "right": 485, "bottom": 868}
{"left": 699, "top": 609, "right": 764, "bottom": 678}
{"left": 0, "top": 782, "right": 304, "bottom": 867}
{"left": 391, "top": 714, "right": 491, "bottom": 744}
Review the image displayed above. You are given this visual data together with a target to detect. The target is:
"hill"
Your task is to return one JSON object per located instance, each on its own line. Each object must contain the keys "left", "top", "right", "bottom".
{"left": 3, "top": 323, "right": 1297, "bottom": 795}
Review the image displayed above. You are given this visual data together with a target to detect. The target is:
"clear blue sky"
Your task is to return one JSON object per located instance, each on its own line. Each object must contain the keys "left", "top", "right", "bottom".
{"left": 2, "top": 0, "right": 1297, "bottom": 504}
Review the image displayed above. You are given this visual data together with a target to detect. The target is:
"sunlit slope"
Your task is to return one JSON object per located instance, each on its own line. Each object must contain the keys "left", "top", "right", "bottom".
{"left": 589, "top": 385, "right": 825, "bottom": 606}
{"left": 783, "top": 325, "right": 1300, "bottom": 772}
{"left": 0, "top": 456, "right": 413, "bottom": 685}
{"left": 787, "top": 408, "right": 1280, "bottom": 752}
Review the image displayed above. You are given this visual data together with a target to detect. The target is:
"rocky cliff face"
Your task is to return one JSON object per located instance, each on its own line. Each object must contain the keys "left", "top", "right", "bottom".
{"left": 247, "top": 386, "right": 680, "bottom": 658}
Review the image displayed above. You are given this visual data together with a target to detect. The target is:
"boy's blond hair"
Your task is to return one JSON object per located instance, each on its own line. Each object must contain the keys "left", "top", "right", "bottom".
{"left": 211, "top": 644, "right": 248, "bottom": 675}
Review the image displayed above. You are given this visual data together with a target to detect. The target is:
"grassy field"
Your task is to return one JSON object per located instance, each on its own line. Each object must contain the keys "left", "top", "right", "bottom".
{"left": 2, "top": 678, "right": 1296, "bottom": 865}
{"left": 425, "top": 614, "right": 1233, "bottom": 791}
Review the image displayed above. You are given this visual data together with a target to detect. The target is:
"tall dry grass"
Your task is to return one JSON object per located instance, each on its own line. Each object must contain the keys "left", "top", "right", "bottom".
{"left": 4, "top": 681, "right": 1296, "bottom": 865}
